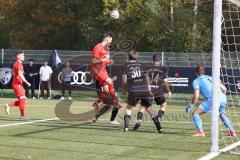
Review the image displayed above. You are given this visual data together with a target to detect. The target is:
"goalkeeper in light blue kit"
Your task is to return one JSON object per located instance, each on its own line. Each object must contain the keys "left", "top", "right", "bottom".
{"left": 186, "top": 65, "right": 236, "bottom": 137}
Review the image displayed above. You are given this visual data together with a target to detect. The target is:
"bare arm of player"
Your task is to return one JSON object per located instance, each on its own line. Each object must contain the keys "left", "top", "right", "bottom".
{"left": 220, "top": 83, "right": 227, "bottom": 93}
{"left": 122, "top": 74, "right": 127, "bottom": 96}
{"left": 185, "top": 89, "right": 199, "bottom": 113}
{"left": 18, "top": 71, "right": 31, "bottom": 87}
{"left": 164, "top": 79, "right": 172, "bottom": 99}
{"left": 191, "top": 89, "right": 200, "bottom": 105}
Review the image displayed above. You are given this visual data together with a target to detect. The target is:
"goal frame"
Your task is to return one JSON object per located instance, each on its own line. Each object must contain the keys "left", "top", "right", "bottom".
{"left": 211, "top": 0, "right": 222, "bottom": 153}
{"left": 210, "top": 0, "right": 240, "bottom": 155}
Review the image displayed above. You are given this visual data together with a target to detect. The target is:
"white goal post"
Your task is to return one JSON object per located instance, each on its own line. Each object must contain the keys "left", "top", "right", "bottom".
{"left": 211, "top": 0, "right": 222, "bottom": 153}
{"left": 204, "top": 0, "right": 240, "bottom": 159}
{"left": 199, "top": 0, "right": 240, "bottom": 159}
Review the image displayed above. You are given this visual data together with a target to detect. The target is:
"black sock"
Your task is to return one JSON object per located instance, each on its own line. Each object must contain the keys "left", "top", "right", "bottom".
{"left": 110, "top": 107, "right": 119, "bottom": 121}
{"left": 124, "top": 115, "right": 131, "bottom": 129}
{"left": 158, "top": 110, "right": 165, "bottom": 119}
{"left": 95, "top": 104, "right": 112, "bottom": 119}
{"left": 137, "top": 112, "right": 143, "bottom": 122}
{"left": 152, "top": 116, "right": 161, "bottom": 131}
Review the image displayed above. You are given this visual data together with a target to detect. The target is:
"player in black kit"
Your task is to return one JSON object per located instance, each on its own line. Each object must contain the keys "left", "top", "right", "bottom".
{"left": 133, "top": 53, "right": 172, "bottom": 131}
{"left": 122, "top": 50, "right": 162, "bottom": 133}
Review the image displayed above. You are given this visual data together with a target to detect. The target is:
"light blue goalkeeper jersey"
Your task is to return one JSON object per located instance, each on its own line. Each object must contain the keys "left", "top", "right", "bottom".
{"left": 192, "top": 75, "right": 226, "bottom": 101}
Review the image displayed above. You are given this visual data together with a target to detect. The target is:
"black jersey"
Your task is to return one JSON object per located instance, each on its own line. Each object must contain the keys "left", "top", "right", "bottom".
{"left": 123, "top": 61, "right": 149, "bottom": 94}
{"left": 147, "top": 65, "right": 168, "bottom": 96}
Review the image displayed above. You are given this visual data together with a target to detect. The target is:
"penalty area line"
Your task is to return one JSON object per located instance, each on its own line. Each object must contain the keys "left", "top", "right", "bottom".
{"left": 0, "top": 118, "right": 59, "bottom": 128}
{"left": 198, "top": 141, "right": 240, "bottom": 160}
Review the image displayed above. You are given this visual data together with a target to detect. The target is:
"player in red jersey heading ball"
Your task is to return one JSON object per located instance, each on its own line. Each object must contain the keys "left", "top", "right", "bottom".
{"left": 90, "top": 33, "right": 122, "bottom": 114}
{"left": 4, "top": 50, "right": 31, "bottom": 120}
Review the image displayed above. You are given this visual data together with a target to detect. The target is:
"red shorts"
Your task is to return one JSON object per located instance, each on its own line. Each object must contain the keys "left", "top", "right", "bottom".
{"left": 12, "top": 83, "right": 25, "bottom": 98}
{"left": 95, "top": 70, "right": 109, "bottom": 86}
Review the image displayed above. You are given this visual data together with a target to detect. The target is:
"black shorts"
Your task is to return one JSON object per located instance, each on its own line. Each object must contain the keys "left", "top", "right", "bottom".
{"left": 154, "top": 96, "right": 166, "bottom": 105}
{"left": 127, "top": 91, "right": 152, "bottom": 108}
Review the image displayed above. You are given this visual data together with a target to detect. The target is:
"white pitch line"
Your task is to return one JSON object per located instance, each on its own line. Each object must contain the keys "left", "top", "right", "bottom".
{"left": 0, "top": 117, "right": 194, "bottom": 129}
{"left": 0, "top": 103, "right": 186, "bottom": 112}
{"left": 198, "top": 141, "right": 240, "bottom": 160}
{"left": 0, "top": 118, "right": 59, "bottom": 128}
{"left": 95, "top": 118, "right": 195, "bottom": 124}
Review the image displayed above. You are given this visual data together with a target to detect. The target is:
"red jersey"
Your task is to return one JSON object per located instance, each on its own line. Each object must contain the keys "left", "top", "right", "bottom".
{"left": 90, "top": 43, "right": 110, "bottom": 74}
{"left": 12, "top": 60, "right": 24, "bottom": 85}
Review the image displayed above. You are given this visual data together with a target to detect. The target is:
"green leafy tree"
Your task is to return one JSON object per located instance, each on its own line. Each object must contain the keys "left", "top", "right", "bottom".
{"left": 0, "top": 0, "right": 213, "bottom": 52}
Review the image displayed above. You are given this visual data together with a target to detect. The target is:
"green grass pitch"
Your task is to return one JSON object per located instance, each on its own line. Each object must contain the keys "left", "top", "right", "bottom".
{"left": 0, "top": 98, "right": 239, "bottom": 160}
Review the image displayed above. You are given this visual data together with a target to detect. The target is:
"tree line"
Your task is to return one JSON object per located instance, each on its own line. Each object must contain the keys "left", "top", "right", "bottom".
{"left": 0, "top": 0, "right": 213, "bottom": 52}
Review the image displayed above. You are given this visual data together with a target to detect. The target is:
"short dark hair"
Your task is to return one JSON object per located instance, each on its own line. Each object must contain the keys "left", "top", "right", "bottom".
{"left": 44, "top": 60, "right": 48, "bottom": 63}
{"left": 29, "top": 59, "right": 34, "bottom": 62}
{"left": 196, "top": 65, "right": 205, "bottom": 75}
{"left": 129, "top": 50, "right": 138, "bottom": 60}
{"left": 103, "top": 32, "right": 113, "bottom": 39}
{"left": 152, "top": 54, "right": 160, "bottom": 62}
{"left": 15, "top": 50, "right": 24, "bottom": 57}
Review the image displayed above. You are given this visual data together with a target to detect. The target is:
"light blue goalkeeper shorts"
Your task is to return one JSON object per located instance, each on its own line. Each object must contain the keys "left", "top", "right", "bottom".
{"left": 199, "top": 94, "right": 227, "bottom": 113}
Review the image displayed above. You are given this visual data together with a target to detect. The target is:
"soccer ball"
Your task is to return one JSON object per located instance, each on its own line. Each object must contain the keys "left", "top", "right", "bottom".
{"left": 110, "top": 10, "right": 120, "bottom": 19}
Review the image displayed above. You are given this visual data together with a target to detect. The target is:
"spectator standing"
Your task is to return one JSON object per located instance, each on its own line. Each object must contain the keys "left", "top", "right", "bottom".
{"left": 24, "top": 59, "right": 38, "bottom": 99}
{"left": 61, "top": 61, "right": 73, "bottom": 100}
{"left": 39, "top": 60, "right": 53, "bottom": 99}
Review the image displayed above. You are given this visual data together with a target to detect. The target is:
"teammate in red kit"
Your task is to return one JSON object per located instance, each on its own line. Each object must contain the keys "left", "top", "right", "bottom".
{"left": 90, "top": 32, "right": 121, "bottom": 114}
{"left": 4, "top": 50, "right": 31, "bottom": 120}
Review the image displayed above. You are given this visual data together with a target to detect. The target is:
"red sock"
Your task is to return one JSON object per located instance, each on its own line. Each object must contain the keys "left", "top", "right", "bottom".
{"left": 8, "top": 100, "right": 20, "bottom": 107}
{"left": 108, "top": 83, "right": 116, "bottom": 101}
{"left": 19, "top": 98, "right": 26, "bottom": 117}
{"left": 97, "top": 92, "right": 108, "bottom": 103}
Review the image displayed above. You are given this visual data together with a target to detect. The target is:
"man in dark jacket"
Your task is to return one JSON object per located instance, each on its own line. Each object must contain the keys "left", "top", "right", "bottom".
{"left": 24, "top": 59, "right": 38, "bottom": 99}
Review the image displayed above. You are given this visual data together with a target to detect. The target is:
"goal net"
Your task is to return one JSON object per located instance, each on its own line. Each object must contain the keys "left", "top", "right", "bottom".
{"left": 219, "top": 0, "right": 240, "bottom": 155}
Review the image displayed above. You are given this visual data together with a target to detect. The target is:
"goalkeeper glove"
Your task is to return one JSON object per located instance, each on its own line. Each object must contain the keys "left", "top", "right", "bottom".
{"left": 185, "top": 103, "right": 193, "bottom": 113}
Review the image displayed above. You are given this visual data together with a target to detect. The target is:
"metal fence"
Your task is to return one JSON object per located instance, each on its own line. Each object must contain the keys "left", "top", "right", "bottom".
{"left": 0, "top": 48, "right": 212, "bottom": 67}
